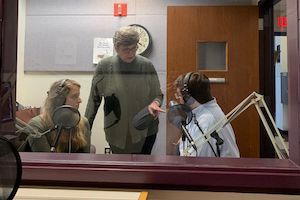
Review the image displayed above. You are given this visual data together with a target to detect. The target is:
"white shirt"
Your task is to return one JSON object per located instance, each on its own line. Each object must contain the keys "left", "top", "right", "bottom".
{"left": 179, "top": 98, "right": 240, "bottom": 157}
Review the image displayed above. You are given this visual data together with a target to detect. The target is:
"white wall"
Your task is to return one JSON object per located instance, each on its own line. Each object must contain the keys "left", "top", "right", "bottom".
{"left": 275, "top": 36, "right": 288, "bottom": 131}
{"left": 17, "top": 0, "right": 257, "bottom": 154}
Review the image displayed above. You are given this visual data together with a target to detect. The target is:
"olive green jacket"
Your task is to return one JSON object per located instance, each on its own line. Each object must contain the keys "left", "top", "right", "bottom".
{"left": 85, "top": 55, "right": 164, "bottom": 149}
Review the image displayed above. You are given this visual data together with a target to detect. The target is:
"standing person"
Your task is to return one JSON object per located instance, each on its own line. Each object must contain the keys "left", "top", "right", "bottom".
{"left": 27, "top": 79, "right": 91, "bottom": 153}
{"left": 85, "top": 26, "right": 164, "bottom": 154}
{"left": 174, "top": 72, "right": 240, "bottom": 157}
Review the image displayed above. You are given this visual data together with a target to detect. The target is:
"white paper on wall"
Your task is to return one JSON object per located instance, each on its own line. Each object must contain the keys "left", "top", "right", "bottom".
{"left": 93, "top": 38, "right": 114, "bottom": 64}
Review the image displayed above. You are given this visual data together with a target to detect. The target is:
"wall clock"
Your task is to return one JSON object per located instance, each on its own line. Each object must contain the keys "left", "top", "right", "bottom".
{"left": 129, "top": 24, "right": 152, "bottom": 55}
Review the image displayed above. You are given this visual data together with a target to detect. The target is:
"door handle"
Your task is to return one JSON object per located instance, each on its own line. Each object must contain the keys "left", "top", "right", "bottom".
{"left": 209, "top": 78, "right": 226, "bottom": 83}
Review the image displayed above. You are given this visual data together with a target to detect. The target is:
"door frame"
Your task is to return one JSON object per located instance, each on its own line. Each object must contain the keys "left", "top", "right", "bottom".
{"left": 258, "top": 0, "right": 281, "bottom": 158}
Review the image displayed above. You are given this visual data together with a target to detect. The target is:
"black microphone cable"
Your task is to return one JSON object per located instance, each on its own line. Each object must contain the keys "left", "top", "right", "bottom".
{"left": 192, "top": 113, "right": 218, "bottom": 157}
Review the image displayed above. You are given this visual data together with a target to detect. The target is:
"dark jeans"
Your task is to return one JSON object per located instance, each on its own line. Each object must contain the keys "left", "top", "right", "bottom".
{"left": 110, "top": 133, "right": 157, "bottom": 155}
{"left": 140, "top": 133, "right": 157, "bottom": 154}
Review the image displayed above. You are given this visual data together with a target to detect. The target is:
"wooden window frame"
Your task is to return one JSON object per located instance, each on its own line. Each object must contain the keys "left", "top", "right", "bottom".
{"left": 2, "top": 0, "right": 300, "bottom": 194}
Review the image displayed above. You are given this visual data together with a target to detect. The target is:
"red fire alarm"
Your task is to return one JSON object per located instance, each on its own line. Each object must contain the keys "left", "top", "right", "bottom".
{"left": 278, "top": 17, "right": 287, "bottom": 27}
{"left": 114, "top": 3, "right": 127, "bottom": 16}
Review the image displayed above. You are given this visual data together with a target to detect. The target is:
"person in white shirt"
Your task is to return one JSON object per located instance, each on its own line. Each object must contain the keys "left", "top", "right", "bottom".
{"left": 174, "top": 72, "right": 240, "bottom": 157}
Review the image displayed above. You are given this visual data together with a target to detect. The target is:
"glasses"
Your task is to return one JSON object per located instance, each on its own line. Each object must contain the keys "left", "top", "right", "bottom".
{"left": 174, "top": 93, "right": 182, "bottom": 99}
{"left": 121, "top": 45, "right": 139, "bottom": 54}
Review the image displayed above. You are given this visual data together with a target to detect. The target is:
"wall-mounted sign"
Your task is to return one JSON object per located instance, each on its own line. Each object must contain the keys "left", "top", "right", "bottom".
{"left": 93, "top": 38, "right": 114, "bottom": 64}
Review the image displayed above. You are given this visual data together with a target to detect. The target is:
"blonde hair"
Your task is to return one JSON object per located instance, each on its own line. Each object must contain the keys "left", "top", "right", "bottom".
{"left": 42, "top": 79, "right": 87, "bottom": 152}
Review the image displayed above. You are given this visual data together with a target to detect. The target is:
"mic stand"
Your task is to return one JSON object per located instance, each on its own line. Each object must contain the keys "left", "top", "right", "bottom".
{"left": 181, "top": 123, "right": 197, "bottom": 151}
{"left": 181, "top": 127, "right": 186, "bottom": 153}
{"left": 192, "top": 113, "right": 219, "bottom": 157}
{"left": 15, "top": 117, "right": 42, "bottom": 138}
{"left": 50, "top": 125, "right": 63, "bottom": 152}
{"left": 182, "top": 92, "right": 289, "bottom": 159}
{"left": 15, "top": 117, "right": 58, "bottom": 138}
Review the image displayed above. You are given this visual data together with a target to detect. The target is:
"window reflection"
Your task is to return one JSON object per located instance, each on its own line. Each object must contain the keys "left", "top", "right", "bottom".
{"left": 15, "top": 1, "right": 287, "bottom": 159}
{"left": 17, "top": 1, "right": 167, "bottom": 155}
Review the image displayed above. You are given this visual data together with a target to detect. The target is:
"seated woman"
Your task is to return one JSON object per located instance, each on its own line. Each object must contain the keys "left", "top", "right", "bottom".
{"left": 27, "top": 79, "right": 91, "bottom": 153}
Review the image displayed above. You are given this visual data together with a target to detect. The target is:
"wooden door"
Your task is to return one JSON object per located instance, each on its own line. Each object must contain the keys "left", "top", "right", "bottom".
{"left": 167, "top": 6, "right": 259, "bottom": 158}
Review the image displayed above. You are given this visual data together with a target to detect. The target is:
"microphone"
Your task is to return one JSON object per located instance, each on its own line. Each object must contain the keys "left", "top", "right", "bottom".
{"left": 167, "top": 101, "right": 196, "bottom": 151}
{"left": 52, "top": 105, "right": 81, "bottom": 129}
{"left": 133, "top": 105, "right": 154, "bottom": 130}
{"left": 50, "top": 125, "right": 63, "bottom": 152}
{"left": 50, "top": 105, "right": 81, "bottom": 152}
{"left": 50, "top": 110, "right": 72, "bottom": 152}
{"left": 167, "top": 100, "right": 192, "bottom": 129}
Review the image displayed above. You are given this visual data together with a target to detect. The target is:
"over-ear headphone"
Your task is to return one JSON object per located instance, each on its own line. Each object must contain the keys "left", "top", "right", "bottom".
{"left": 54, "top": 79, "right": 68, "bottom": 108}
{"left": 181, "top": 72, "right": 195, "bottom": 104}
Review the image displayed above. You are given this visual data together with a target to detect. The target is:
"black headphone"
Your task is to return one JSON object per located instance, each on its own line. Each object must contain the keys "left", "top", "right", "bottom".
{"left": 181, "top": 72, "right": 195, "bottom": 104}
{"left": 54, "top": 79, "right": 68, "bottom": 108}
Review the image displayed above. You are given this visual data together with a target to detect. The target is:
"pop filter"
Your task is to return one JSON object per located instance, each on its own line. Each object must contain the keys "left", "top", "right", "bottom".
{"left": 168, "top": 101, "right": 197, "bottom": 151}
{"left": 167, "top": 101, "right": 192, "bottom": 129}
{"left": 51, "top": 105, "right": 81, "bottom": 152}
{"left": 0, "top": 136, "right": 22, "bottom": 200}
{"left": 52, "top": 105, "right": 80, "bottom": 129}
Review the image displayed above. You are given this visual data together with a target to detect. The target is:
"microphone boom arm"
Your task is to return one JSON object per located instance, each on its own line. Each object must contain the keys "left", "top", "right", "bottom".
{"left": 182, "top": 92, "right": 289, "bottom": 159}
{"left": 15, "top": 117, "right": 57, "bottom": 138}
